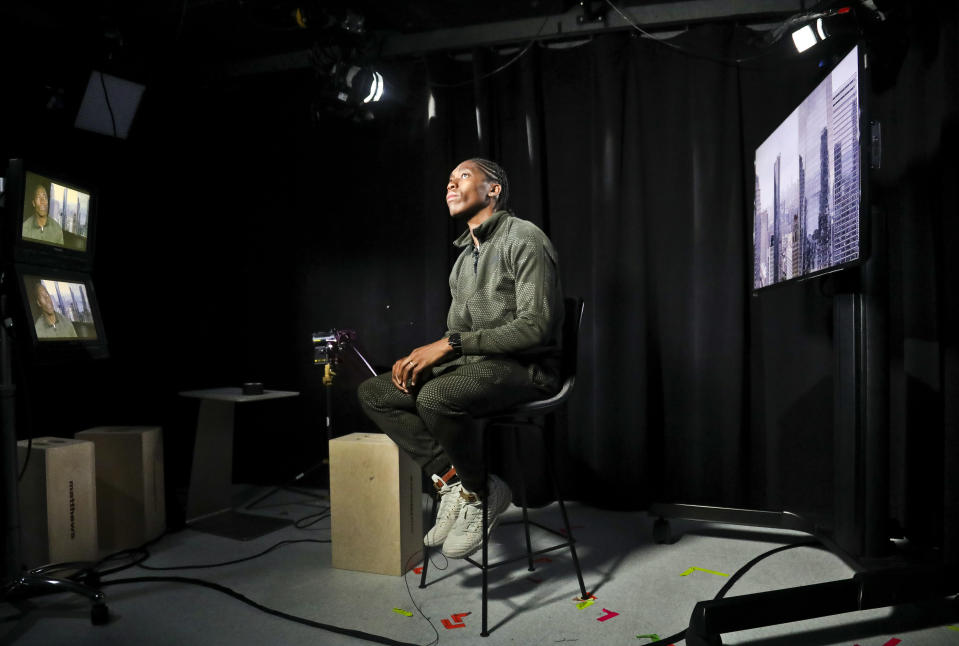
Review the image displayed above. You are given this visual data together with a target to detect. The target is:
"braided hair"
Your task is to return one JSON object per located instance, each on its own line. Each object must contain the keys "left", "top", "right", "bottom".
{"left": 468, "top": 158, "right": 510, "bottom": 212}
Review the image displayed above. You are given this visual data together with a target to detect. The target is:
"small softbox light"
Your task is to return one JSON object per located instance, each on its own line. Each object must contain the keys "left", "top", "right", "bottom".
{"left": 74, "top": 71, "right": 145, "bottom": 140}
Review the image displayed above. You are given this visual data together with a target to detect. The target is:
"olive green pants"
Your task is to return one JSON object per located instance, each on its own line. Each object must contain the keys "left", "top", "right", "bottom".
{"left": 357, "top": 358, "right": 553, "bottom": 494}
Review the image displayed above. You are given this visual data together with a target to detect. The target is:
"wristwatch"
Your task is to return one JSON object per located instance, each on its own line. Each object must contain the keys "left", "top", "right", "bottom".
{"left": 447, "top": 333, "right": 463, "bottom": 358}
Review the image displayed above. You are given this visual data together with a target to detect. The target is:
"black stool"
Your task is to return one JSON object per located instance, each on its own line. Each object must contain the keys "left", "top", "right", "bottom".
{"left": 418, "top": 297, "right": 590, "bottom": 636}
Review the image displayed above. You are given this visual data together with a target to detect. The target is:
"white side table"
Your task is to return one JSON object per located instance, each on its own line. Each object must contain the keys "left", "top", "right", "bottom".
{"left": 179, "top": 387, "right": 299, "bottom": 539}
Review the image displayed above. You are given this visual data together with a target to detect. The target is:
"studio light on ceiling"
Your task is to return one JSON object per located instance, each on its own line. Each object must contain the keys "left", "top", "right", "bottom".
{"left": 790, "top": 6, "right": 852, "bottom": 52}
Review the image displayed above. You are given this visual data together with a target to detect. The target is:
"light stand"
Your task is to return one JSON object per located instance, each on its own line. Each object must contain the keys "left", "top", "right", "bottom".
{"left": 0, "top": 287, "right": 108, "bottom": 624}
{"left": 244, "top": 329, "right": 376, "bottom": 510}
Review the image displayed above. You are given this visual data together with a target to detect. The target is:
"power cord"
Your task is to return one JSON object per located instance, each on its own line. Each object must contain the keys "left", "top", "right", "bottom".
{"left": 137, "top": 538, "right": 329, "bottom": 571}
{"left": 293, "top": 510, "right": 330, "bottom": 529}
{"left": 98, "top": 575, "right": 425, "bottom": 646}
{"left": 401, "top": 551, "right": 440, "bottom": 646}
{"left": 91, "top": 540, "right": 434, "bottom": 646}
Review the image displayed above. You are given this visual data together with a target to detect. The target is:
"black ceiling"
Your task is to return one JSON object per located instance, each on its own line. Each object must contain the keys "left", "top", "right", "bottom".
{"left": 1, "top": 0, "right": 740, "bottom": 75}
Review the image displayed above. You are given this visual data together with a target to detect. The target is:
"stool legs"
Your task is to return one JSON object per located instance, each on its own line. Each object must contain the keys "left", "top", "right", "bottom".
{"left": 481, "top": 427, "right": 490, "bottom": 637}
{"left": 419, "top": 494, "right": 438, "bottom": 589}
{"left": 511, "top": 429, "right": 535, "bottom": 571}
{"left": 543, "top": 425, "right": 588, "bottom": 599}
{"left": 418, "top": 420, "right": 590, "bottom": 634}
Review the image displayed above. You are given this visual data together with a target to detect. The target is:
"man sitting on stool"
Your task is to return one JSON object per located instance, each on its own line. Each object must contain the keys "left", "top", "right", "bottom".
{"left": 358, "top": 158, "right": 564, "bottom": 559}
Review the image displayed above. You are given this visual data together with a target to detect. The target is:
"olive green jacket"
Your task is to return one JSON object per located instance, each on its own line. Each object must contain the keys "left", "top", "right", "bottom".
{"left": 441, "top": 210, "right": 564, "bottom": 390}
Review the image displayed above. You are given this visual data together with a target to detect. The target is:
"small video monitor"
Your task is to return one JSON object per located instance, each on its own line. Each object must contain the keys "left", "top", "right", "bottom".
{"left": 3, "top": 159, "right": 97, "bottom": 270}
{"left": 20, "top": 170, "right": 91, "bottom": 252}
{"left": 15, "top": 265, "right": 108, "bottom": 360}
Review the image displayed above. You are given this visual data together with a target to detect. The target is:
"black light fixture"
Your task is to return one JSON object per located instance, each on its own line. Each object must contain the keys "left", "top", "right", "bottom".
{"left": 331, "top": 63, "right": 384, "bottom": 105}
{"left": 791, "top": 6, "right": 853, "bottom": 52}
{"left": 762, "top": 3, "right": 873, "bottom": 53}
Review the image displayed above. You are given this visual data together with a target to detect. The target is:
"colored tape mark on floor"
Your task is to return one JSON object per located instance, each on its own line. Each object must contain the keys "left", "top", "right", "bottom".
{"left": 947, "top": 625, "right": 959, "bottom": 632}
{"left": 883, "top": 639, "right": 902, "bottom": 646}
{"left": 441, "top": 613, "right": 470, "bottom": 629}
{"left": 597, "top": 608, "right": 619, "bottom": 622}
{"left": 534, "top": 557, "right": 553, "bottom": 563}
{"left": 527, "top": 576, "right": 544, "bottom": 584}
{"left": 392, "top": 608, "right": 413, "bottom": 617}
{"left": 680, "top": 566, "right": 729, "bottom": 577}
{"left": 636, "top": 633, "right": 660, "bottom": 640}
{"left": 576, "top": 599, "right": 595, "bottom": 610}
{"left": 574, "top": 594, "right": 598, "bottom": 602}
{"left": 412, "top": 566, "right": 423, "bottom": 574}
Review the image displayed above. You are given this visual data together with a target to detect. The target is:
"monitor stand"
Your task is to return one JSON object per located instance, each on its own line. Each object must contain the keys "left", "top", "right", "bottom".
{"left": 0, "top": 292, "right": 108, "bottom": 624}
{"left": 649, "top": 211, "right": 959, "bottom": 644}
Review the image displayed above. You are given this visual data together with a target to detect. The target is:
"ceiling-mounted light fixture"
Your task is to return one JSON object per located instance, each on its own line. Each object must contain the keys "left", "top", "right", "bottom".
{"left": 333, "top": 64, "right": 384, "bottom": 105}
{"left": 790, "top": 6, "right": 852, "bottom": 52}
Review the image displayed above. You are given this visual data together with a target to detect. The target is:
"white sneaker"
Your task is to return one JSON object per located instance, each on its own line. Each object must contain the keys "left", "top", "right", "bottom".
{"left": 424, "top": 481, "right": 464, "bottom": 547}
{"left": 442, "top": 475, "right": 512, "bottom": 559}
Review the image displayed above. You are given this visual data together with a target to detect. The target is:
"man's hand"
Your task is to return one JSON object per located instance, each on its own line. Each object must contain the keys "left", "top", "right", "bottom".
{"left": 391, "top": 337, "right": 455, "bottom": 393}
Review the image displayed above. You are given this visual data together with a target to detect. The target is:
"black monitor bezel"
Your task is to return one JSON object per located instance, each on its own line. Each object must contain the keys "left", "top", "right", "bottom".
{"left": 13, "top": 263, "right": 109, "bottom": 362}
{"left": 751, "top": 41, "right": 872, "bottom": 294}
{"left": 4, "top": 158, "right": 99, "bottom": 271}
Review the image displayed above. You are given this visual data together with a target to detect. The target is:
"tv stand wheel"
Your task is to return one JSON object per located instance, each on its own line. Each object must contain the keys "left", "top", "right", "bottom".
{"left": 91, "top": 602, "right": 109, "bottom": 625}
{"left": 653, "top": 517, "right": 672, "bottom": 544}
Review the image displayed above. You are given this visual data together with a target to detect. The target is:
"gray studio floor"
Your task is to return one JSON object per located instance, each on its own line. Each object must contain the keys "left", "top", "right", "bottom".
{"left": 2, "top": 486, "right": 958, "bottom": 646}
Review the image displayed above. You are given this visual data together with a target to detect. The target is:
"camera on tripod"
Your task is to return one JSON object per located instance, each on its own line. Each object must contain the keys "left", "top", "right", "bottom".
{"left": 312, "top": 329, "right": 358, "bottom": 366}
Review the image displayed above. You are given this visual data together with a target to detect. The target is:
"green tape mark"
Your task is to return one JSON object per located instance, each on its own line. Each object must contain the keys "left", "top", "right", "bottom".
{"left": 576, "top": 599, "right": 596, "bottom": 610}
{"left": 636, "top": 634, "right": 661, "bottom": 640}
{"left": 392, "top": 608, "right": 413, "bottom": 617}
{"left": 680, "top": 566, "right": 729, "bottom": 577}
{"left": 946, "top": 625, "right": 959, "bottom": 632}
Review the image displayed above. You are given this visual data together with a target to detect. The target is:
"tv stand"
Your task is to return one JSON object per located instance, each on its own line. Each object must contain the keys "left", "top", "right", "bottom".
{"left": 650, "top": 211, "right": 959, "bottom": 643}
{"left": 0, "top": 292, "right": 108, "bottom": 624}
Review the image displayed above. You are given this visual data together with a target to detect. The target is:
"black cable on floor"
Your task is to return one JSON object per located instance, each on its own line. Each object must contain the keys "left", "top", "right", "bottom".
{"left": 402, "top": 551, "right": 440, "bottom": 646}
{"left": 99, "top": 575, "right": 426, "bottom": 646}
{"left": 293, "top": 509, "right": 331, "bottom": 529}
{"left": 644, "top": 537, "right": 822, "bottom": 646}
{"left": 137, "top": 538, "right": 330, "bottom": 571}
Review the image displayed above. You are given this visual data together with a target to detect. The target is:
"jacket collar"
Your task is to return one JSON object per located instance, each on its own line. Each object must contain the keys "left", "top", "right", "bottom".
{"left": 453, "top": 210, "right": 509, "bottom": 248}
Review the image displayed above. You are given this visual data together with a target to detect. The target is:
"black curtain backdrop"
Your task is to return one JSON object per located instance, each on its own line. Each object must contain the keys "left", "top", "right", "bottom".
{"left": 424, "top": 27, "right": 753, "bottom": 509}
{"left": 2, "top": 6, "right": 956, "bottom": 558}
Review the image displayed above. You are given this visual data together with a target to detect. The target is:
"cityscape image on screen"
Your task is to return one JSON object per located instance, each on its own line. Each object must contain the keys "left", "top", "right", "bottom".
{"left": 753, "top": 46, "right": 861, "bottom": 289}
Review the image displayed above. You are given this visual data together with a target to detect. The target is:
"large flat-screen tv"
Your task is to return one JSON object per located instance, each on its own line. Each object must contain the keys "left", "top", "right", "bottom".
{"left": 753, "top": 44, "right": 866, "bottom": 290}
{"left": 3, "top": 159, "right": 97, "bottom": 269}
{"left": 14, "top": 265, "right": 108, "bottom": 360}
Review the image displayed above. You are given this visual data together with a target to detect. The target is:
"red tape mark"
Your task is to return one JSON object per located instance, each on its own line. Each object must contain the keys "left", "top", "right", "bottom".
{"left": 412, "top": 566, "right": 423, "bottom": 574}
{"left": 597, "top": 608, "right": 619, "bottom": 622}
{"left": 441, "top": 612, "right": 471, "bottom": 629}
{"left": 527, "top": 576, "right": 543, "bottom": 584}
{"left": 883, "top": 640, "right": 902, "bottom": 646}
{"left": 574, "top": 594, "right": 597, "bottom": 601}
{"left": 534, "top": 557, "right": 553, "bottom": 563}
{"left": 557, "top": 525, "right": 585, "bottom": 536}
